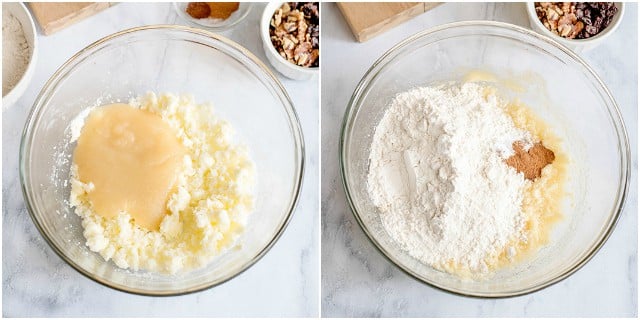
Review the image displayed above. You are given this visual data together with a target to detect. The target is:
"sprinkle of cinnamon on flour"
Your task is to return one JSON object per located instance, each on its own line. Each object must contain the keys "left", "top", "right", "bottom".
{"left": 505, "top": 141, "right": 555, "bottom": 180}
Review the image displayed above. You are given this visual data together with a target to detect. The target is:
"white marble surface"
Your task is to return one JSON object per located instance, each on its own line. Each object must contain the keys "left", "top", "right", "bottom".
{"left": 321, "top": 2, "right": 637, "bottom": 317}
{"left": 2, "top": 2, "right": 318, "bottom": 317}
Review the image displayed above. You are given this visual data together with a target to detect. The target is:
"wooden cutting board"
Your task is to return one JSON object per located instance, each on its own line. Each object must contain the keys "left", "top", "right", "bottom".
{"left": 337, "top": 2, "right": 442, "bottom": 42}
{"left": 28, "top": 2, "right": 115, "bottom": 35}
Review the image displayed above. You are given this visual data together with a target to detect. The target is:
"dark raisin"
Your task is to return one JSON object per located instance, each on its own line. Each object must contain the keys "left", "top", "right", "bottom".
{"left": 302, "top": 3, "right": 319, "bottom": 24}
{"left": 594, "top": 16, "right": 603, "bottom": 28}
{"left": 308, "top": 24, "right": 319, "bottom": 38}
{"left": 575, "top": 2, "right": 618, "bottom": 39}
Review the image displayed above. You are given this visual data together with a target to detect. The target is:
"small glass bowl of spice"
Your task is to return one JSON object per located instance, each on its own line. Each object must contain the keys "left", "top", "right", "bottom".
{"left": 526, "top": 2, "right": 624, "bottom": 52}
{"left": 260, "top": 2, "right": 319, "bottom": 80}
{"left": 174, "top": 2, "right": 252, "bottom": 31}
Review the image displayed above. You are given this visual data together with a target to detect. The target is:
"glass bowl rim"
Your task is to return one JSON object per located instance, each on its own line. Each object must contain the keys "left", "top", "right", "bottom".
{"left": 19, "top": 24, "right": 306, "bottom": 297}
{"left": 339, "top": 20, "right": 631, "bottom": 298}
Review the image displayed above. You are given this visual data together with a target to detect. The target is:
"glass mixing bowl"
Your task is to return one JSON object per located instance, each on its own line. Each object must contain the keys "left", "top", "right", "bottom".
{"left": 340, "top": 21, "right": 630, "bottom": 298}
{"left": 20, "top": 25, "right": 304, "bottom": 296}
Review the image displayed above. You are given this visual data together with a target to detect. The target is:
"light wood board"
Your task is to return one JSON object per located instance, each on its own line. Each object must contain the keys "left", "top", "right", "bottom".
{"left": 28, "top": 2, "right": 115, "bottom": 35}
{"left": 337, "top": 2, "right": 442, "bottom": 42}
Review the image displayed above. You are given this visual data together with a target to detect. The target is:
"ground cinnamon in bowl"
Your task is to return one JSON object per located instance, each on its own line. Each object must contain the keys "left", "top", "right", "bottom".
{"left": 207, "top": 2, "right": 239, "bottom": 19}
{"left": 186, "top": 2, "right": 239, "bottom": 20}
{"left": 506, "top": 141, "right": 555, "bottom": 180}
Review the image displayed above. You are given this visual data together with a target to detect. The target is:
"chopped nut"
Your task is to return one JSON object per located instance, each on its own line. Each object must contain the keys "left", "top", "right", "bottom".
{"left": 297, "top": 19, "right": 308, "bottom": 42}
{"left": 268, "top": 2, "right": 319, "bottom": 68}
{"left": 294, "top": 41, "right": 312, "bottom": 64}
{"left": 283, "top": 21, "right": 298, "bottom": 32}
{"left": 558, "top": 24, "right": 572, "bottom": 36}
{"left": 281, "top": 3, "right": 291, "bottom": 14}
{"left": 274, "top": 24, "right": 288, "bottom": 38}
{"left": 554, "top": 6, "right": 564, "bottom": 15}
{"left": 547, "top": 7, "right": 559, "bottom": 20}
{"left": 272, "top": 9, "right": 282, "bottom": 27}
{"left": 296, "top": 52, "right": 309, "bottom": 66}
{"left": 310, "top": 49, "right": 319, "bottom": 62}
{"left": 282, "top": 37, "right": 295, "bottom": 50}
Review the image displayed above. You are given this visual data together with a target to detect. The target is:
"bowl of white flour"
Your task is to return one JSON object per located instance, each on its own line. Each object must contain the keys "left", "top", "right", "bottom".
{"left": 2, "top": 2, "right": 37, "bottom": 109}
{"left": 341, "top": 21, "right": 629, "bottom": 297}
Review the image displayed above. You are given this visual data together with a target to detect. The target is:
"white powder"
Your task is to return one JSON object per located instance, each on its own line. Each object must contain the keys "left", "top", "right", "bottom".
{"left": 368, "top": 82, "right": 533, "bottom": 274}
{"left": 2, "top": 8, "right": 31, "bottom": 96}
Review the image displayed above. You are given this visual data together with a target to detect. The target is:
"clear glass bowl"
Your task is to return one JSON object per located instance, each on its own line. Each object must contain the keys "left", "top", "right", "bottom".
{"left": 340, "top": 21, "right": 630, "bottom": 298}
{"left": 173, "top": 2, "right": 252, "bottom": 32}
{"left": 20, "top": 25, "right": 304, "bottom": 296}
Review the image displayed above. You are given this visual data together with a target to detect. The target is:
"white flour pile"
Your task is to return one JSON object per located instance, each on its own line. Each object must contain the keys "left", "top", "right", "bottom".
{"left": 2, "top": 8, "right": 31, "bottom": 96}
{"left": 368, "top": 82, "right": 533, "bottom": 274}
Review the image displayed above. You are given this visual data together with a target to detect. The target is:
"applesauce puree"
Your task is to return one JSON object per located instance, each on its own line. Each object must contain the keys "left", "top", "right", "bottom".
{"left": 73, "top": 103, "right": 186, "bottom": 231}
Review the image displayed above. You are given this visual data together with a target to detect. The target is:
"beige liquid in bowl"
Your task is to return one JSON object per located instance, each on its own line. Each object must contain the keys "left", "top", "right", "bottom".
{"left": 69, "top": 93, "right": 256, "bottom": 274}
{"left": 73, "top": 104, "right": 186, "bottom": 231}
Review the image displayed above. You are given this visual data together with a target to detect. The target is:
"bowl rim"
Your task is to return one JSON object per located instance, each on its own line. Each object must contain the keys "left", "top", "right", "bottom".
{"left": 525, "top": 2, "right": 625, "bottom": 45}
{"left": 19, "top": 24, "right": 306, "bottom": 297}
{"left": 340, "top": 20, "right": 630, "bottom": 298}
{"left": 2, "top": 2, "right": 39, "bottom": 108}
{"left": 259, "top": 1, "right": 319, "bottom": 75}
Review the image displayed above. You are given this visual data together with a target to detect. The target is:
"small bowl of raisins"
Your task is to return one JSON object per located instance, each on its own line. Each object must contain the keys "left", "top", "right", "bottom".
{"left": 526, "top": 2, "right": 624, "bottom": 52}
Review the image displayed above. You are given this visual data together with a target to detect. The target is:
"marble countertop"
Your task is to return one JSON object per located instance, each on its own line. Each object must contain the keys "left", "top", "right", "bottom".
{"left": 2, "top": 2, "right": 318, "bottom": 317}
{"left": 321, "top": 2, "right": 637, "bottom": 317}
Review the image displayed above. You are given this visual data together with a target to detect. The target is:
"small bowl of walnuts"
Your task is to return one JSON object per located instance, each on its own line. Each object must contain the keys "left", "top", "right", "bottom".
{"left": 260, "top": 2, "right": 319, "bottom": 80}
{"left": 526, "top": 2, "right": 625, "bottom": 52}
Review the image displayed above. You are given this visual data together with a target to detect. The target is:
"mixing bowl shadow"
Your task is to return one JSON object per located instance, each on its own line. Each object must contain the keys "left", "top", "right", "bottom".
{"left": 20, "top": 25, "right": 305, "bottom": 296}
{"left": 340, "top": 21, "right": 630, "bottom": 298}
